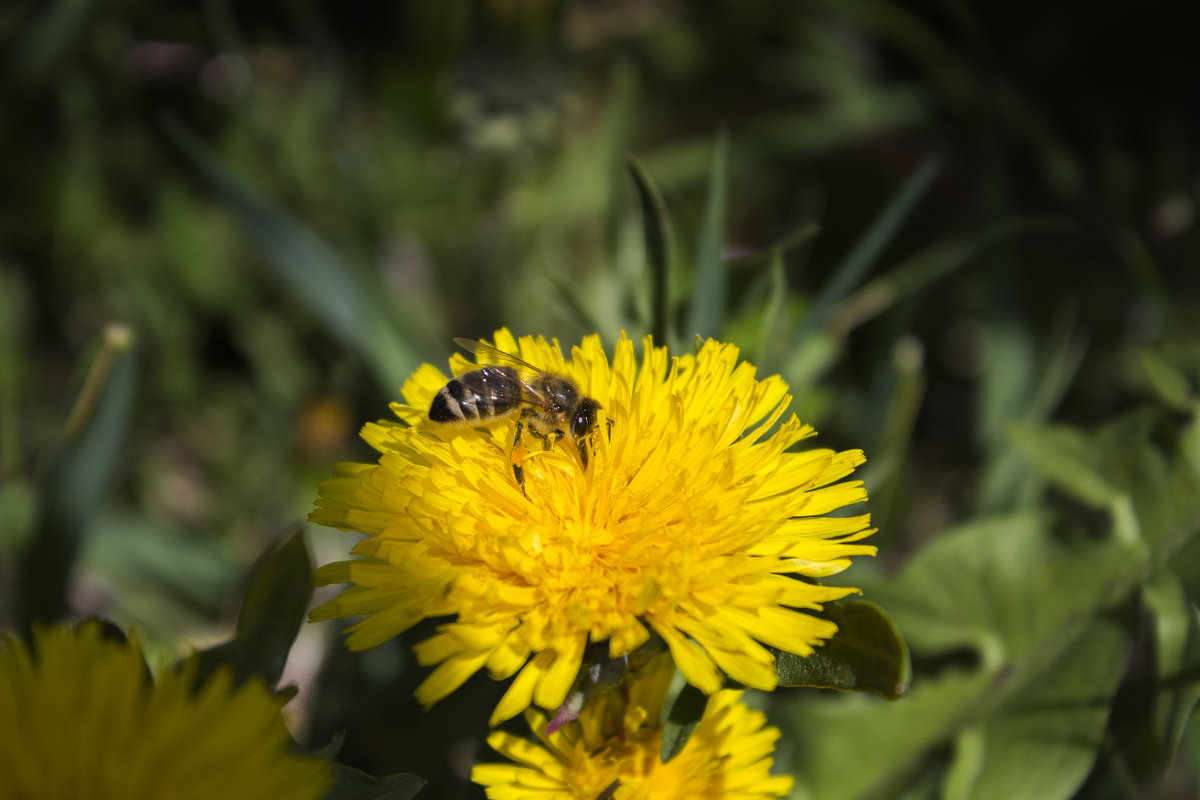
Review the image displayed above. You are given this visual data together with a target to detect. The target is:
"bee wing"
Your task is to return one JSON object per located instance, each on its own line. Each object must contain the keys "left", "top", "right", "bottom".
{"left": 454, "top": 338, "right": 545, "bottom": 373}
{"left": 463, "top": 369, "right": 532, "bottom": 412}
{"left": 454, "top": 338, "right": 555, "bottom": 407}
{"left": 451, "top": 338, "right": 549, "bottom": 402}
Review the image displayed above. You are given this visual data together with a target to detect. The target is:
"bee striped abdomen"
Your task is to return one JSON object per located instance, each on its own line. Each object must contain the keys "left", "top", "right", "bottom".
{"left": 429, "top": 366, "right": 522, "bottom": 424}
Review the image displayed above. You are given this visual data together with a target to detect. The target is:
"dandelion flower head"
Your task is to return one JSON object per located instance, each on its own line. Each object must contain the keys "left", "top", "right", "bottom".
{"left": 311, "top": 330, "right": 875, "bottom": 724}
{"left": 0, "top": 621, "right": 330, "bottom": 800}
{"left": 472, "top": 654, "right": 794, "bottom": 799}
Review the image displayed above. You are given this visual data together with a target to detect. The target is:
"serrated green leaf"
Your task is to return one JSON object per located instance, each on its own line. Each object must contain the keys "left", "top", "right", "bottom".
{"left": 625, "top": 153, "right": 675, "bottom": 347}
{"left": 325, "top": 765, "right": 426, "bottom": 800}
{"left": 773, "top": 601, "right": 910, "bottom": 698}
{"left": 660, "top": 682, "right": 708, "bottom": 764}
{"left": 685, "top": 128, "right": 727, "bottom": 339}
{"left": 785, "top": 510, "right": 1134, "bottom": 800}
{"left": 19, "top": 323, "right": 136, "bottom": 627}
{"left": 796, "top": 399, "right": 1200, "bottom": 799}
{"left": 193, "top": 526, "right": 313, "bottom": 689}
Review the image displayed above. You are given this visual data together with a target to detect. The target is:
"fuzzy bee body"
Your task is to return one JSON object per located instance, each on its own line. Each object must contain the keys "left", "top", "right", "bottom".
{"left": 429, "top": 339, "right": 605, "bottom": 489}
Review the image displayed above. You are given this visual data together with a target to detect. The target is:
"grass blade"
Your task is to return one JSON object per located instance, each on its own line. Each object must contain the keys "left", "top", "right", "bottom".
{"left": 685, "top": 128, "right": 728, "bottom": 339}
{"left": 160, "top": 113, "right": 416, "bottom": 390}
{"left": 626, "top": 153, "right": 676, "bottom": 346}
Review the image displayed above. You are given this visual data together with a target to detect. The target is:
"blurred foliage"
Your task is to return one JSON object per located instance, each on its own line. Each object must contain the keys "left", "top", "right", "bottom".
{"left": 4, "top": 0, "right": 1200, "bottom": 798}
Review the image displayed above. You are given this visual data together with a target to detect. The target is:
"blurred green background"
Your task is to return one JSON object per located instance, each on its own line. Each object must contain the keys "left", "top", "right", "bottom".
{"left": 4, "top": 1, "right": 1200, "bottom": 798}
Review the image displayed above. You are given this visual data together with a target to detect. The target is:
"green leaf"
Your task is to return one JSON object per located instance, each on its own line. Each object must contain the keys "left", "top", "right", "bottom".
{"left": 783, "top": 668, "right": 995, "bottom": 800}
{"left": 1008, "top": 423, "right": 1120, "bottom": 511}
{"left": 977, "top": 311, "right": 1086, "bottom": 514}
{"left": 625, "top": 153, "right": 676, "bottom": 347}
{"left": 1181, "top": 402, "right": 1200, "bottom": 481}
{"left": 325, "top": 765, "right": 426, "bottom": 800}
{"left": 784, "top": 511, "right": 1133, "bottom": 799}
{"left": 1168, "top": 604, "right": 1200, "bottom": 764}
{"left": 1143, "top": 576, "right": 1200, "bottom": 768}
{"left": 791, "top": 403, "right": 1200, "bottom": 797}
{"left": 871, "top": 511, "right": 1135, "bottom": 667}
{"left": 193, "top": 526, "right": 314, "bottom": 689}
{"left": 942, "top": 613, "right": 1131, "bottom": 800}
{"left": 773, "top": 601, "right": 910, "bottom": 698}
{"left": 685, "top": 128, "right": 728, "bottom": 339}
{"left": 19, "top": 323, "right": 136, "bottom": 627}
{"left": 660, "top": 682, "right": 708, "bottom": 764}
{"left": 1138, "top": 348, "right": 1194, "bottom": 412}
{"left": 311, "top": 731, "right": 346, "bottom": 760}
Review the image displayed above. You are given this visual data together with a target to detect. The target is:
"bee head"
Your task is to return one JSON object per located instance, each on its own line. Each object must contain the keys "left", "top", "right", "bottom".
{"left": 571, "top": 397, "right": 602, "bottom": 440}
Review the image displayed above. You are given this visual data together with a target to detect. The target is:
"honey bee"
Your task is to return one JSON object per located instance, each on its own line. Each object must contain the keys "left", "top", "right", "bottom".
{"left": 429, "top": 338, "right": 604, "bottom": 488}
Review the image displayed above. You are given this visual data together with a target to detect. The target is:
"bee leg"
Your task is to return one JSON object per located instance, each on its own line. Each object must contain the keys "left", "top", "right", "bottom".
{"left": 512, "top": 418, "right": 527, "bottom": 492}
{"left": 525, "top": 424, "right": 561, "bottom": 451}
{"left": 574, "top": 419, "right": 612, "bottom": 469}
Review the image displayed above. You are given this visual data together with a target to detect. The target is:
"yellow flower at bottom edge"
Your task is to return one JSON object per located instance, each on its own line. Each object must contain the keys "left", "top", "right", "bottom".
{"left": 472, "top": 655, "right": 794, "bottom": 799}
{"left": 0, "top": 622, "right": 330, "bottom": 800}
{"left": 310, "top": 329, "right": 876, "bottom": 724}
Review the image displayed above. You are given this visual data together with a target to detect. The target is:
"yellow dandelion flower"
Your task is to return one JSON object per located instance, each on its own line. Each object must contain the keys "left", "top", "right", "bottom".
{"left": 0, "top": 622, "right": 330, "bottom": 800}
{"left": 311, "top": 330, "right": 875, "bottom": 724}
{"left": 472, "top": 654, "right": 794, "bottom": 799}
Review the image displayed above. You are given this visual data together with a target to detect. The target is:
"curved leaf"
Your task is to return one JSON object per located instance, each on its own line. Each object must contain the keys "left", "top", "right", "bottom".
{"left": 774, "top": 600, "right": 910, "bottom": 698}
{"left": 326, "top": 765, "right": 426, "bottom": 800}
{"left": 626, "top": 153, "right": 676, "bottom": 346}
{"left": 193, "top": 525, "right": 313, "bottom": 689}
{"left": 685, "top": 128, "right": 728, "bottom": 340}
